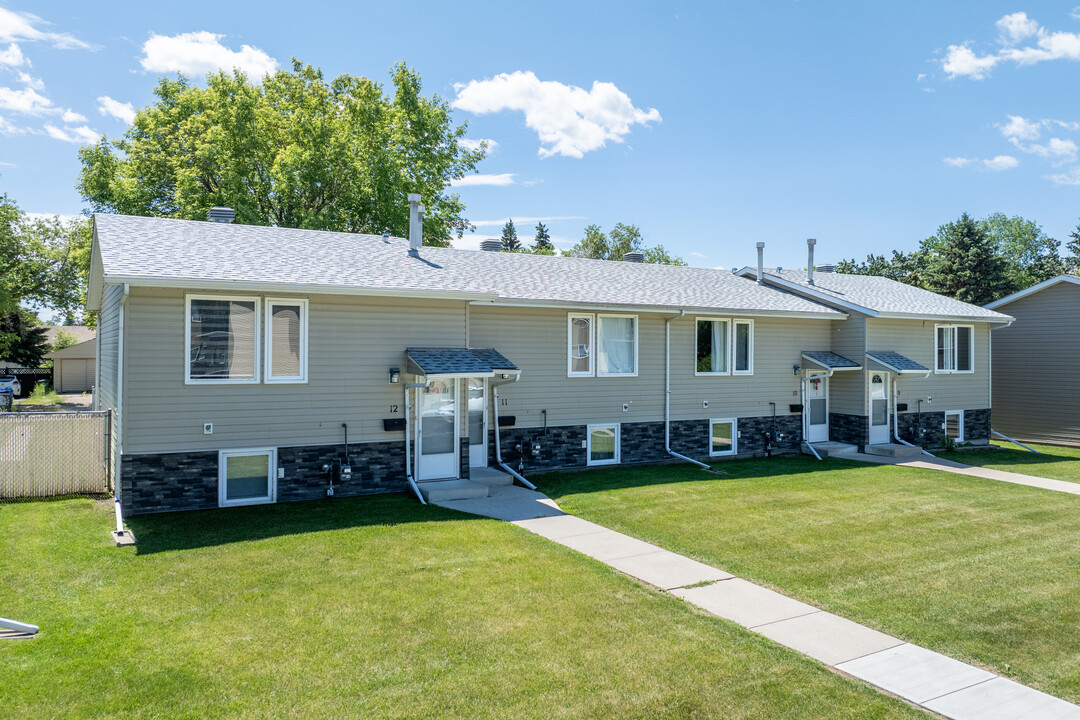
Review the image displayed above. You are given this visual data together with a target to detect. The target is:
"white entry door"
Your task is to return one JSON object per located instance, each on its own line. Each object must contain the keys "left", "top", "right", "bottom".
{"left": 868, "top": 372, "right": 890, "bottom": 445}
{"left": 805, "top": 375, "right": 829, "bottom": 443}
{"left": 417, "top": 379, "right": 459, "bottom": 481}
{"left": 467, "top": 377, "right": 488, "bottom": 468}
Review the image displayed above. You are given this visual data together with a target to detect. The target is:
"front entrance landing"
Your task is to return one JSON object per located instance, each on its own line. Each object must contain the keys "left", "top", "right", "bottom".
{"left": 418, "top": 467, "right": 515, "bottom": 503}
{"left": 434, "top": 486, "right": 1080, "bottom": 720}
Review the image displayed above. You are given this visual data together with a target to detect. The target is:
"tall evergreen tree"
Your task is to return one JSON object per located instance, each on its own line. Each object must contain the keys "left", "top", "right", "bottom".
{"left": 0, "top": 310, "right": 48, "bottom": 368}
{"left": 533, "top": 221, "right": 552, "bottom": 251}
{"left": 922, "top": 213, "right": 1007, "bottom": 305}
{"left": 500, "top": 218, "right": 520, "bottom": 251}
{"left": 1066, "top": 222, "right": 1080, "bottom": 275}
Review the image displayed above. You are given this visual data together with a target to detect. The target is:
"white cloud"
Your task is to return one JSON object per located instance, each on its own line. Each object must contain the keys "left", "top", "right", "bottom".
{"left": 459, "top": 137, "right": 497, "bottom": 153}
{"left": 450, "top": 173, "right": 516, "bottom": 187}
{"left": 0, "top": 85, "right": 52, "bottom": 114}
{"left": 984, "top": 155, "right": 1019, "bottom": 170}
{"left": 999, "top": 114, "right": 1042, "bottom": 141}
{"left": 916, "top": 73, "right": 927, "bottom": 82}
{"left": 943, "top": 156, "right": 975, "bottom": 167}
{"left": 0, "top": 115, "right": 27, "bottom": 135}
{"left": 997, "top": 12, "right": 1041, "bottom": 44}
{"left": 997, "top": 114, "right": 1079, "bottom": 162}
{"left": 689, "top": 251, "right": 707, "bottom": 258}
{"left": 61, "top": 108, "right": 85, "bottom": 124}
{"left": 43, "top": 124, "right": 100, "bottom": 144}
{"left": 470, "top": 215, "right": 585, "bottom": 228}
{"left": 97, "top": 95, "right": 136, "bottom": 124}
{"left": 16, "top": 72, "right": 43, "bottom": 90}
{"left": 140, "top": 32, "right": 278, "bottom": 79}
{"left": 943, "top": 12, "right": 1080, "bottom": 79}
{"left": 452, "top": 70, "right": 661, "bottom": 158}
{"left": 1047, "top": 166, "right": 1080, "bottom": 185}
{"left": 0, "top": 8, "right": 91, "bottom": 50}
{"left": 0, "top": 43, "right": 25, "bottom": 67}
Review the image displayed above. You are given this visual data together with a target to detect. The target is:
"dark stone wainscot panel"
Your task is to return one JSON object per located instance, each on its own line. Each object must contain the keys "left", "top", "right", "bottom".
{"left": 121, "top": 451, "right": 219, "bottom": 515}
{"left": 829, "top": 413, "right": 869, "bottom": 449}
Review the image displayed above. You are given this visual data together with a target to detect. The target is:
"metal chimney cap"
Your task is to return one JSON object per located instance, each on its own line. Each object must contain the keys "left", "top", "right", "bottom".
{"left": 807, "top": 238, "right": 817, "bottom": 246}
{"left": 407, "top": 193, "right": 421, "bottom": 203}
{"left": 480, "top": 239, "right": 503, "bottom": 252}
{"left": 623, "top": 251, "right": 644, "bottom": 263}
{"left": 207, "top": 206, "right": 235, "bottom": 223}
{"left": 755, "top": 241, "right": 765, "bottom": 249}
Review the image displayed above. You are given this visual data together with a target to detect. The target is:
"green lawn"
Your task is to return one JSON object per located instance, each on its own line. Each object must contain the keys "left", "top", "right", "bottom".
{"left": 539, "top": 456, "right": 1080, "bottom": 704}
{"left": 952, "top": 441, "right": 1080, "bottom": 483}
{"left": 0, "top": 495, "right": 923, "bottom": 720}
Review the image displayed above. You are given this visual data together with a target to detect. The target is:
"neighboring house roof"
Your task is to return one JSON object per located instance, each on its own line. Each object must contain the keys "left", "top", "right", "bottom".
{"left": 735, "top": 268, "right": 1012, "bottom": 322}
{"left": 984, "top": 274, "right": 1080, "bottom": 309}
{"left": 89, "top": 215, "right": 845, "bottom": 319}
{"left": 406, "top": 348, "right": 518, "bottom": 377}
{"left": 45, "top": 325, "right": 95, "bottom": 345}
{"left": 45, "top": 338, "right": 96, "bottom": 360}
{"left": 866, "top": 351, "right": 929, "bottom": 374}
{"left": 801, "top": 351, "right": 862, "bottom": 371}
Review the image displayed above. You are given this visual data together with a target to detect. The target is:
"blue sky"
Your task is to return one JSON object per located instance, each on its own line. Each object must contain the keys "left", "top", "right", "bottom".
{"left": 3, "top": 1, "right": 1080, "bottom": 270}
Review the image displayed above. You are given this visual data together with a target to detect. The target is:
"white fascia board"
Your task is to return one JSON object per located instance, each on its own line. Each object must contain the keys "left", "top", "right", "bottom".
{"left": 102, "top": 275, "right": 499, "bottom": 302}
{"left": 985, "top": 275, "right": 1080, "bottom": 309}
{"left": 468, "top": 299, "right": 846, "bottom": 321}
{"left": 874, "top": 312, "right": 1014, "bottom": 324}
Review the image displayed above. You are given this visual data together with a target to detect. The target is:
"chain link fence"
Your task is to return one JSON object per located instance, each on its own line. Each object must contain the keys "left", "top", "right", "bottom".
{"left": 0, "top": 411, "right": 111, "bottom": 500}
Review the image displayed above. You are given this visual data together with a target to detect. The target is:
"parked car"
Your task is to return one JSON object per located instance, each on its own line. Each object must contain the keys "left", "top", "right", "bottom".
{"left": 0, "top": 376, "right": 20, "bottom": 397}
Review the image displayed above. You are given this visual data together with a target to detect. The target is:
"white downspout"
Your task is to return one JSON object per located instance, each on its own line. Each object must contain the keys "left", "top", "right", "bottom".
{"left": 113, "top": 284, "right": 131, "bottom": 541}
{"left": 403, "top": 382, "right": 426, "bottom": 504}
{"left": 665, "top": 311, "right": 712, "bottom": 469}
{"left": 892, "top": 376, "right": 935, "bottom": 457}
{"left": 492, "top": 378, "right": 537, "bottom": 489}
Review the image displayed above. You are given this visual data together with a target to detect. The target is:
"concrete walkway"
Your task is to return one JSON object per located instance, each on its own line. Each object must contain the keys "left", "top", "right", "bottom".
{"left": 435, "top": 484, "right": 1080, "bottom": 720}
{"left": 839, "top": 449, "right": 1080, "bottom": 496}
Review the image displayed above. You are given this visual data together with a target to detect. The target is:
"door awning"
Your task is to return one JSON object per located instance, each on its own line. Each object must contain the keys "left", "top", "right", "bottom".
{"left": 801, "top": 351, "right": 862, "bottom": 371}
{"left": 866, "top": 351, "right": 929, "bottom": 374}
{"left": 405, "top": 347, "right": 519, "bottom": 379}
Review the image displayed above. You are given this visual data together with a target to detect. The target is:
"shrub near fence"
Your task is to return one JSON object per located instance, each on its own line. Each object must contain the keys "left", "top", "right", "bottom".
{"left": 0, "top": 411, "right": 111, "bottom": 499}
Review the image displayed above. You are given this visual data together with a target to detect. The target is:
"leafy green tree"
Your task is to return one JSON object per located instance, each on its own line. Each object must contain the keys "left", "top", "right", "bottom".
{"left": 533, "top": 221, "right": 552, "bottom": 251}
{"left": 566, "top": 224, "right": 610, "bottom": 259}
{"left": 565, "top": 222, "right": 685, "bottom": 264}
{"left": 51, "top": 328, "right": 79, "bottom": 351}
{"left": 77, "top": 61, "right": 484, "bottom": 246}
{"left": 607, "top": 223, "right": 645, "bottom": 258}
{"left": 979, "top": 213, "right": 1064, "bottom": 293}
{"left": 835, "top": 250, "right": 928, "bottom": 287}
{"left": 0, "top": 310, "right": 48, "bottom": 368}
{"left": 1066, "top": 222, "right": 1080, "bottom": 275}
{"left": 922, "top": 213, "right": 1007, "bottom": 305}
{"left": 500, "top": 218, "right": 520, "bottom": 251}
{"left": 642, "top": 245, "right": 687, "bottom": 266}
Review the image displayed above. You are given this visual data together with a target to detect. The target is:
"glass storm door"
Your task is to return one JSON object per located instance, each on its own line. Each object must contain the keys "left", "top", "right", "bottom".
{"left": 869, "top": 372, "right": 890, "bottom": 445}
{"left": 467, "top": 377, "right": 488, "bottom": 468}
{"left": 417, "top": 379, "right": 458, "bottom": 480}
{"left": 806, "top": 376, "right": 829, "bottom": 443}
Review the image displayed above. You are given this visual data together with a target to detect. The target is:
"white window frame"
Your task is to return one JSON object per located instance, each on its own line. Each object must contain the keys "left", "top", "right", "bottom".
{"left": 934, "top": 324, "right": 974, "bottom": 374}
{"left": 567, "top": 313, "right": 595, "bottom": 377}
{"left": 944, "top": 411, "right": 964, "bottom": 442}
{"left": 694, "top": 317, "right": 732, "bottom": 376}
{"left": 587, "top": 423, "right": 621, "bottom": 466}
{"left": 264, "top": 298, "right": 309, "bottom": 384}
{"left": 709, "top": 418, "right": 738, "bottom": 457}
{"left": 218, "top": 447, "right": 277, "bottom": 508}
{"left": 732, "top": 319, "right": 755, "bottom": 376}
{"left": 596, "top": 313, "right": 639, "bottom": 378}
{"left": 185, "top": 294, "right": 262, "bottom": 385}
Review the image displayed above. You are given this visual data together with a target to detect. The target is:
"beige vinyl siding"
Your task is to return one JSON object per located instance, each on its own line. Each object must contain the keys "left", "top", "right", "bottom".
{"left": 992, "top": 281, "right": 1080, "bottom": 445}
{"left": 865, "top": 318, "right": 990, "bottom": 410}
{"left": 122, "top": 287, "right": 467, "bottom": 454}
{"left": 468, "top": 305, "right": 665, "bottom": 427}
{"left": 827, "top": 314, "right": 867, "bottom": 416}
{"left": 669, "top": 316, "right": 832, "bottom": 420}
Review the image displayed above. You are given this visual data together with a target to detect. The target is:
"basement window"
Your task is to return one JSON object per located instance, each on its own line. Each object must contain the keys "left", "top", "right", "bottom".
{"left": 265, "top": 299, "right": 308, "bottom": 383}
{"left": 944, "top": 411, "right": 964, "bottom": 442}
{"left": 186, "top": 295, "right": 260, "bottom": 384}
{"left": 935, "top": 325, "right": 973, "bottom": 374}
{"left": 587, "top": 423, "right": 620, "bottom": 466}
{"left": 710, "top": 419, "right": 737, "bottom": 456}
{"left": 219, "top": 448, "right": 277, "bottom": 507}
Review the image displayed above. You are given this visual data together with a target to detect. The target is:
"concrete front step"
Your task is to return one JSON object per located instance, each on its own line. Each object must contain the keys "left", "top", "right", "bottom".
{"left": 418, "top": 479, "right": 490, "bottom": 502}
{"left": 864, "top": 443, "right": 923, "bottom": 459}
{"left": 469, "top": 467, "right": 515, "bottom": 487}
{"left": 803, "top": 441, "right": 858, "bottom": 458}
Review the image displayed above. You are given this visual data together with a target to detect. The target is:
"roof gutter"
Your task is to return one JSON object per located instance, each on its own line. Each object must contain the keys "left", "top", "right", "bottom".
{"left": 469, "top": 299, "right": 846, "bottom": 321}
{"left": 102, "top": 276, "right": 499, "bottom": 303}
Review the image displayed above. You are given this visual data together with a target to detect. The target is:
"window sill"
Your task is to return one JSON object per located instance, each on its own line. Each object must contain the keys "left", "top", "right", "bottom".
{"left": 185, "top": 378, "right": 261, "bottom": 385}
{"left": 597, "top": 372, "right": 638, "bottom": 378}
{"left": 695, "top": 371, "right": 732, "bottom": 377}
{"left": 264, "top": 377, "right": 309, "bottom": 384}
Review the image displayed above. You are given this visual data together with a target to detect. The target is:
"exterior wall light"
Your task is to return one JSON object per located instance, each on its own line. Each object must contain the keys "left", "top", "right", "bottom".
{"left": 389, "top": 367, "right": 401, "bottom": 384}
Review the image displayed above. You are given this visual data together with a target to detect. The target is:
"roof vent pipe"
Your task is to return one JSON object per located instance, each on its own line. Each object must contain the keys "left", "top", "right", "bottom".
{"left": 807, "top": 238, "right": 817, "bottom": 285}
{"left": 207, "top": 206, "right": 235, "bottom": 224}
{"left": 756, "top": 242, "right": 765, "bottom": 284}
{"left": 407, "top": 193, "right": 422, "bottom": 255}
{"left": 480, "top": 239, "right": 503, "bottom": 252}
{"left": 623, "top": 251, "right": 644, "bottom": 263}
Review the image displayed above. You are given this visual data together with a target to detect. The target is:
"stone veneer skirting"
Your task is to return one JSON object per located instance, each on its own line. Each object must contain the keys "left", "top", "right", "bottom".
{"left": 828, "top": 409, "right": 992, "bottom": 451}
{"left": 121, "top": 414, "right": 809, "bottom": 515}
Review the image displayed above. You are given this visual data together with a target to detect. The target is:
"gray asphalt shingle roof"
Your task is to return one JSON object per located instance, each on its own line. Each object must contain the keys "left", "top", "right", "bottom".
{"left": 92, "top": 215, "right": 844, "bottom": 317}
{"left": 866, "top": 351, "right": 929, "bottom": 373}
{"left": 801, "top": 351, "right": 862, "bottom": 370}
{"left": 744, "top": 268, "right": 1011, "bottom": 322}
{"left": 406, "top": 348, "right": 518, "bottom": 376}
